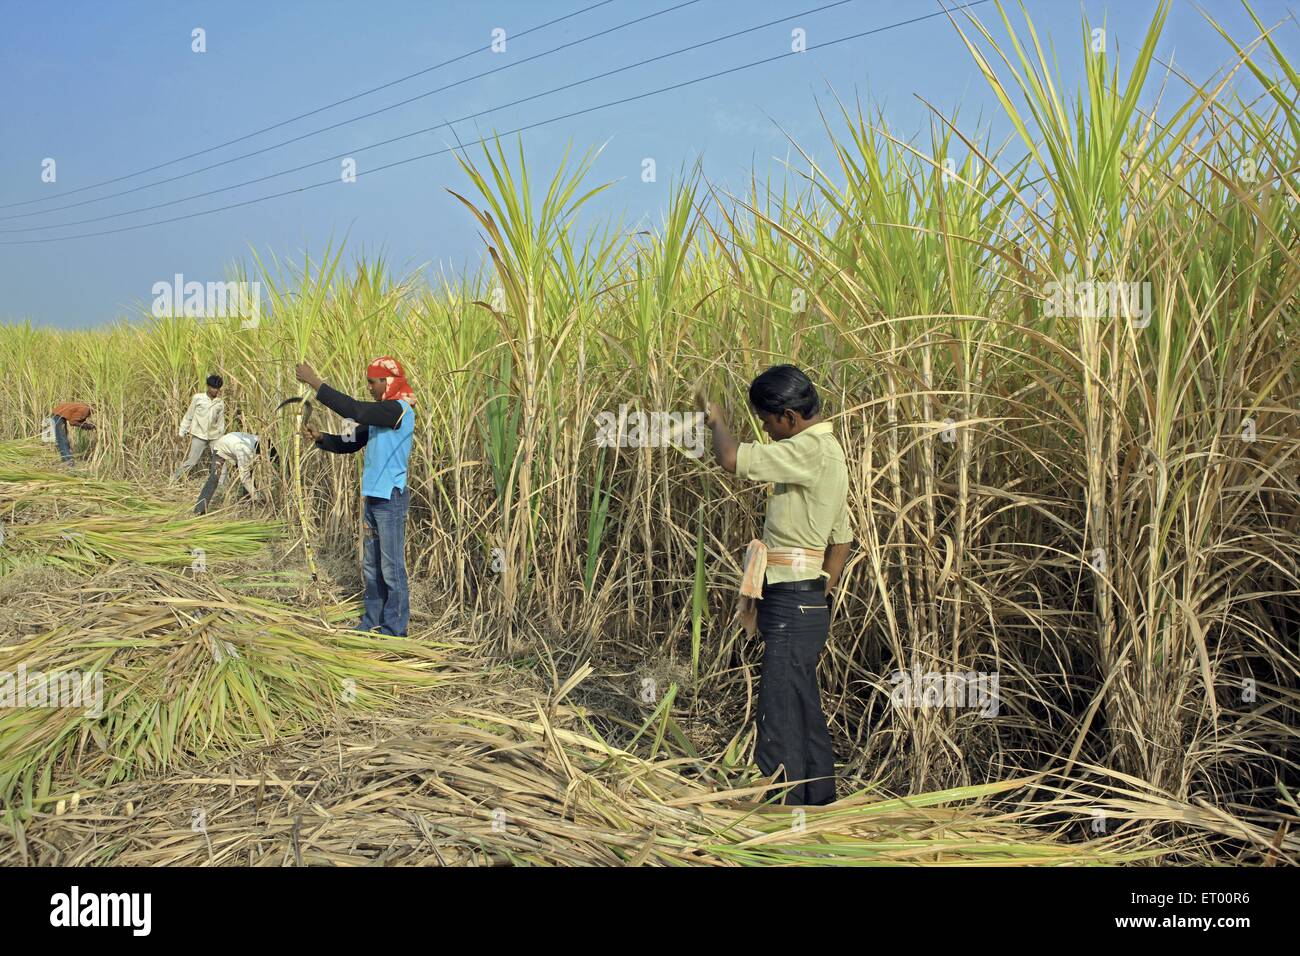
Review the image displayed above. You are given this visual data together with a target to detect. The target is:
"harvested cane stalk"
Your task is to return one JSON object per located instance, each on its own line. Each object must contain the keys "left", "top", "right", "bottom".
{"left": 277, "top": 394, "right": 320, "bottom": 583}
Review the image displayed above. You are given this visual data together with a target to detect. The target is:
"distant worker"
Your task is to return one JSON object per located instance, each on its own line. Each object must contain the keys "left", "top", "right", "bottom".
{"left": 49, "top": 402, "right": 96, "bottom": 464}
{"left": 173, "top": 374, "right": 226, "bottom": 481}
{"left": 195, "top": 431, "right": 272, "bottom": 515}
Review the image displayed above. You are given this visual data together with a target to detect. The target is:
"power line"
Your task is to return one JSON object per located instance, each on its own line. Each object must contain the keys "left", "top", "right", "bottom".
{"left": 1, "top": 1, "right": 992, "bottom": 246}
{"left": 0, "top": 0, "right": 704, "bottom": 224}
{"left": 1, "top": 0, "right": 854, "bottom": 234}
{"left": 0, "top": 0, "right": 619, "bottom": 211}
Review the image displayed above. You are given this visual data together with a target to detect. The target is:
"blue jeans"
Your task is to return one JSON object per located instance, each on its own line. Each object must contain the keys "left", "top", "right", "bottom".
{"left": 50, "top": 416, "right": 73, "bottom": 463}
{"left": 360, "top": 486, "right": 410, "bottom": 636}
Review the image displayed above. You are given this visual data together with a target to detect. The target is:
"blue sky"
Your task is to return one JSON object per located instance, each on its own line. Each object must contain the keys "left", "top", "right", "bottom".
{"left": 1, "top": 0, "right": 1296, "bottom": 327}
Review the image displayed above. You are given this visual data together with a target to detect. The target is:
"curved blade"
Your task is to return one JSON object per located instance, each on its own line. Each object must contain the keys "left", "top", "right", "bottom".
{"left": 274, "top": 396, "right": 313, "bottom": 428}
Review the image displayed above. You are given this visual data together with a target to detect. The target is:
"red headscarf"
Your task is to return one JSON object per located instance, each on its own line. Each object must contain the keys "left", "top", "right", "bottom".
{"left": 366, "top": 356, "right": 415, "bottom": 405}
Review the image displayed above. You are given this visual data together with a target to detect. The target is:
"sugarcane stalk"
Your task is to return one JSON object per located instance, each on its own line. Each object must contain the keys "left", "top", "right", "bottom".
{"left": 290, "top": 385, "right": 320, "bottom": 583}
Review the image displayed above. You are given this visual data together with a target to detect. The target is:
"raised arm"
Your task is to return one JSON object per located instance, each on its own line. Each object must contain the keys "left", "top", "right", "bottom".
{"left": 704, "top": 402, "right": 739, "bottom": 473}
{"left": 313, "top": 382, "right": 404, "bottom": 430}
{"left": 294, "top": 361, "right": 404, "bottom": 448}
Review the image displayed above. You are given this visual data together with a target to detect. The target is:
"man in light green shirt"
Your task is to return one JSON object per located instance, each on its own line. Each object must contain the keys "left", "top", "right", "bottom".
{"left": 735, "top": 421, "right": 853, "bottom": 584}
{"left": 703, "top": 364, "right": 852, "bottom": 806}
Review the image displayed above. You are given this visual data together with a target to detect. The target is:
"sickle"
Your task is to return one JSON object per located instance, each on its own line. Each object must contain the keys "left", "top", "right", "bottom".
{"left": 273, "top": 396, "right": 314, "bottom": 429}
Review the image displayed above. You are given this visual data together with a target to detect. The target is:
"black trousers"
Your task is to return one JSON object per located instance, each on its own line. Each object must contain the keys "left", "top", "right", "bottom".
{"left": 194, "top": 456, "right": 247, "bottom": 515}
{"left": 754, "top": 585, "right": 836, "bottom": 806}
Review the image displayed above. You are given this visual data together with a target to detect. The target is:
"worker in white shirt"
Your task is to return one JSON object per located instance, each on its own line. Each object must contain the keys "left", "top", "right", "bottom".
{"left": 173, "top": 375, "right": 226, "bottom": 481}
{"left": 195, "top": 431, "right": 274, "bottom": 514}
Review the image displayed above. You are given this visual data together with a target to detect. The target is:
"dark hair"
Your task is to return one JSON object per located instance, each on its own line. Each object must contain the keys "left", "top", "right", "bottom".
{"left": 749, "top": 364, "right": 821, "bottom": 419}
{"left": 206, "top": 374, "right": 224, "bottom": 389}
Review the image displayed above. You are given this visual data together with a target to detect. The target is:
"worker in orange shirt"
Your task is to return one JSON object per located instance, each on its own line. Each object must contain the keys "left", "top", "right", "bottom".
{"left": 49, "top": 402, "right": 96, "bottom": 464}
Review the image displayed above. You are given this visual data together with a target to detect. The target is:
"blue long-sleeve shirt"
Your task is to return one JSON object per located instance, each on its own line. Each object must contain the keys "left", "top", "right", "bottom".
{"left": 312, "top": 383, "right": 414, "bottom": 499}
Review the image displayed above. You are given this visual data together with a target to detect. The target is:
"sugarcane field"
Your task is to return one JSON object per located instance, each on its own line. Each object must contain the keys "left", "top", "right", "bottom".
{"left": 0, "top": 0, "right": 1297, "bottom": 933}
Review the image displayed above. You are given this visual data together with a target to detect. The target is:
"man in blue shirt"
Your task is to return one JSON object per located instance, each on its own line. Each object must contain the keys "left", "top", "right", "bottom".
{"left": 297, "top": 357, "right": 415, "bottom": 637}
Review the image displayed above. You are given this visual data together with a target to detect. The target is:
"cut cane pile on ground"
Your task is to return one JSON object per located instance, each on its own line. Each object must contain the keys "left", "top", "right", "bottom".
{"left": 2, "top": 3, "right": 1298, "bottom": 863}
